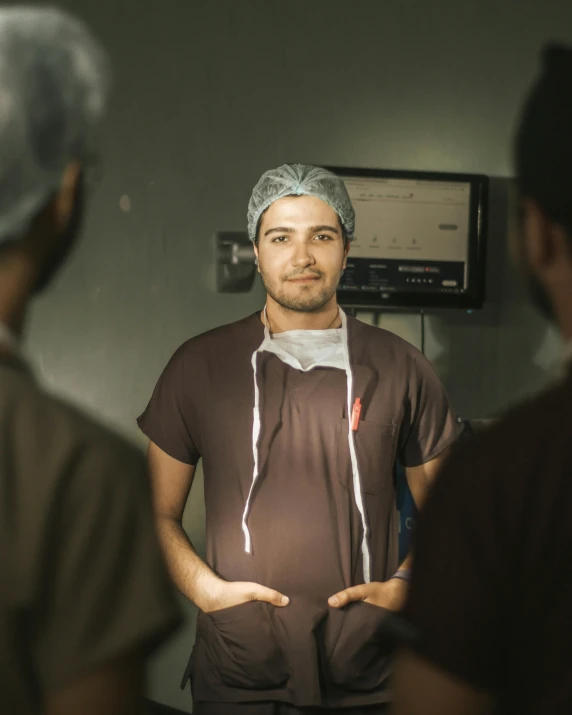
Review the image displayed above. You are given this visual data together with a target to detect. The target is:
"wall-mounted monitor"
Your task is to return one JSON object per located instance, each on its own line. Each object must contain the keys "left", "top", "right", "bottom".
{"left": 326, "top": 166, "right": 489, "bottom": 310}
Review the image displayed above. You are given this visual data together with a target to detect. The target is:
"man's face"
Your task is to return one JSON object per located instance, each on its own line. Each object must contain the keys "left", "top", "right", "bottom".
{"left": 255, "top": 195, "right": 349, "bottom": 313}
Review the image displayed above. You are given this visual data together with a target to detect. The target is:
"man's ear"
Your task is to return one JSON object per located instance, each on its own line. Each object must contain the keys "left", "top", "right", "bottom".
{"left": 26, "top": 160, "right": 83, "bottom": 245}
{"left": 342, "top": 240, "right": 350, "bottom": 270}
{"left": 50, "top": 161, "right": 83, "bottom": 234}
{"left": 253, "top": 242, "right": 260, "bottom": 272}
{"left": 521, "top": 197, "right": 565, "bottom": 274}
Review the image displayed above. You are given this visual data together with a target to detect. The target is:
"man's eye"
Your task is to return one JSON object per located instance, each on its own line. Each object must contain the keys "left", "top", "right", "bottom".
{"left": 272, "top": 236, "right": 288, "bottom": 243}
{"left": 315, "top": 234, "right": 333, "bottom": 241}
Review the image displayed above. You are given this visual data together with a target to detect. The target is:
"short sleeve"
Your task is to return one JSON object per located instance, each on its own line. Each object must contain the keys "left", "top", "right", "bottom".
{"left": 399, "top": 351, "right": 463, "bottom": 467}
{"left": 34, "top": 441, "right": 183, "bottom": 690}
{"left": 137, "top": 344, "right": 200, "bottom": 465}
{"left": 403, "top": 444, "right": 507, "bottom": 690}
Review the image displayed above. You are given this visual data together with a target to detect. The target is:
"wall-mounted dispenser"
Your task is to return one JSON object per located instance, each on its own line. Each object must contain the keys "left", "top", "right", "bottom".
{"left": 215, "top": 231, "right": 256, "bottom": 293}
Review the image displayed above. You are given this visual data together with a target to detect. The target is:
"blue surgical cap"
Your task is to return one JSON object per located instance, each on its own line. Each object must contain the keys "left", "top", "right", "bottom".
{"left": 0, "top": 6, "right": 110, "bottom": 245}
{"left": 247, "top": 164, "right": 355, "bottom": 242}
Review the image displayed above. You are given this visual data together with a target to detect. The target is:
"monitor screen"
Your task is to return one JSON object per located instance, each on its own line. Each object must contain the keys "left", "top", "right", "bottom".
{"left": 327, "top": 167, "right": 488, "bottom": 310}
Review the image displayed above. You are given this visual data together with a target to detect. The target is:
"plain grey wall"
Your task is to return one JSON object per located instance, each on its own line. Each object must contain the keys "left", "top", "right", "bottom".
{"left": 22, "top": 0, "right": 572, "bottom": 710}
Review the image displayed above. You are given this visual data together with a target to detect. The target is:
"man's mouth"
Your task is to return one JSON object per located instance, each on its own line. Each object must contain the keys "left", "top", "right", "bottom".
{"left": 287, "top": 274, "right": 321, "bottom": 284}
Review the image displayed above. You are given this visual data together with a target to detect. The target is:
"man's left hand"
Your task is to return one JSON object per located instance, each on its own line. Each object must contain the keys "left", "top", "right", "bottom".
{"left": 328, "top": 578, "right": 408, "bottom": 612}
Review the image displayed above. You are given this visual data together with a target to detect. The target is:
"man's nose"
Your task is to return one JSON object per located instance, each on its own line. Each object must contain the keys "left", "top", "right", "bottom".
{"left": 291, "top": 242, "right": 315, "bottom": 268}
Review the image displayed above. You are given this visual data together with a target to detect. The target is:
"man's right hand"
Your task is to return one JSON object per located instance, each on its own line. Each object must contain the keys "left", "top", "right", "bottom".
{"left": 200, "top": 578, "right": 289, "bottom": 614}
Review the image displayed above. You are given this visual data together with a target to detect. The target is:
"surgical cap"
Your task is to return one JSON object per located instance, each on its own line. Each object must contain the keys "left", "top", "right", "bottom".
{"left": 247, "top": 164, "right": 356, "bottom": 242}
{"left": 0, "top": 6, "right": 110, "bottom": 245}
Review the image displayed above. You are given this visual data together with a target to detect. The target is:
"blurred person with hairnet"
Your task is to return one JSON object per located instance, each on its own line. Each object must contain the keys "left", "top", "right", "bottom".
{"left": 0, "top": 7, "right": 181, "bottom": 715}
{"left": 139, "top": 163, "right": 463, "bottom": 713}
{"left": 391, "top": 45, "right": 572, "bottom": 715}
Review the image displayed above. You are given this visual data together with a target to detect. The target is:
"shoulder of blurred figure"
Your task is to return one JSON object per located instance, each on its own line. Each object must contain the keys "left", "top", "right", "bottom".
{"left": 8, "top": 364, "right": 147, "bottom": 484}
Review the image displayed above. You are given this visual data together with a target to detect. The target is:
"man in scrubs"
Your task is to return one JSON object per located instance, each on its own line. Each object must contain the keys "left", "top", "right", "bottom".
{"left": 139, "top": 164, "right": 463, "bottom": 714}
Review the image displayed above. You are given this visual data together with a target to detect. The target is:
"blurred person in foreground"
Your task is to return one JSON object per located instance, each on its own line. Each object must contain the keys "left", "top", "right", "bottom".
{"left": 392, "top": 45, "right": 572, "bottom": 715}
{"left": 0, "top": 7, "right": 181, "bottom": 715}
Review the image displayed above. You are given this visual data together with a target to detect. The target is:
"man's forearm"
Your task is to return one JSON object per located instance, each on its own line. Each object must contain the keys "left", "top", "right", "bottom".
{"left": 155, "top": 516, "right": 221, "bottom": 610}
{"left": 398, "top": 552, "right": 413, "bottom": 571}
{"left": 400, "top": 452, "right": 450, "bottom": 577}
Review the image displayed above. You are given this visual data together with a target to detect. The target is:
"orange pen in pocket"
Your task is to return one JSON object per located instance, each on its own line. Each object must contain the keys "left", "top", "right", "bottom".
{"left": 351, "top": 398, "right": 362, "bottom": 431}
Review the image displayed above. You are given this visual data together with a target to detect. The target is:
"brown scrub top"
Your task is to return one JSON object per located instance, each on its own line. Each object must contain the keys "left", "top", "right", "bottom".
{"left": 138, "top": 313, "right": 461, "bottom": 708}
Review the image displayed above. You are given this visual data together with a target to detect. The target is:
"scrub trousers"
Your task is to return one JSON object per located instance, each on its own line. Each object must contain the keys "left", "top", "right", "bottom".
{"left": 193, "top": 703, "right": 390, "bottom": 714}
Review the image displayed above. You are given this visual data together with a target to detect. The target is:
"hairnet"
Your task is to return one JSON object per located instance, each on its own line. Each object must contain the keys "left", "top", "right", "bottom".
{"left": 0, "top": 6, "right": 110, "bottom": 245}
{"left": 247, "top": 164, "right": 356, "bottom": 242}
